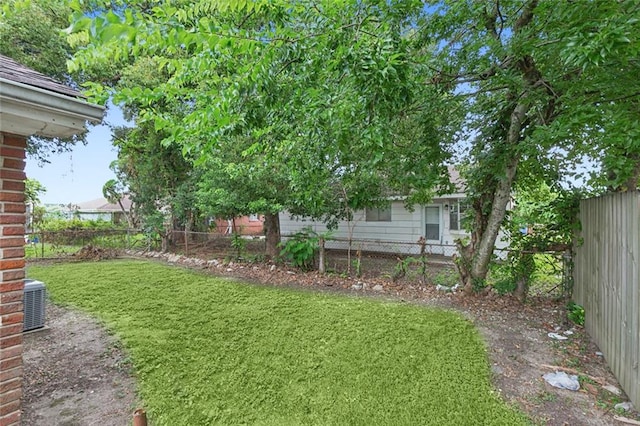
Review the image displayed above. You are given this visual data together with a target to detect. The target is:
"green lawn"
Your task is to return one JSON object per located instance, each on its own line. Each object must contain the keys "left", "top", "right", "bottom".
{"left": 28, "top": 260, "right": 527, "bottom": 426}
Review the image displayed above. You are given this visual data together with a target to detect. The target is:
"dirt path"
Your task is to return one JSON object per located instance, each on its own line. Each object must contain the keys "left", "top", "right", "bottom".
{"left": 22, "top": 303, "right": 138, "bottom": 425}
{"left": 22, "top": 255, "right": 639, "bottom": 425}
{"left": 461, "top": 297, "right": 623, "bottom": 425}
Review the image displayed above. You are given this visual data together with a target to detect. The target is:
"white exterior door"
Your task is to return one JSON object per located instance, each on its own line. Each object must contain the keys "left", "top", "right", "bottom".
{"left": 425, "top": 206, "right": 441, "bottom": 243}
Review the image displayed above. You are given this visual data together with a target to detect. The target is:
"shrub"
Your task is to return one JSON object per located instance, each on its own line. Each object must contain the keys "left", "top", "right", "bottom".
{"left": 230, "top": 232, "right": 247, "bottom": 259}
{"left": 279, "top": 227, "right": 319, "bottom": 270}
{"left": 39, "top": 218, "right": 124, "bottom": 232}
{"left": 432, "top": 268, "right": 459, "bottom": 288}
{"left": 393, "top": 257, "right": 428, "bottom": 282}
{"left": 567, "top": 302, "right": 585, "bottom": 326}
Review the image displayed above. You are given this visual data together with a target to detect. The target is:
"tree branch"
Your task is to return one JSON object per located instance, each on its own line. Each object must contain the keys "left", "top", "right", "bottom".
{"left": 236, "top": 10, "right": 255, "bottom": 29}
{"left": 495, "top": 0, "right": 505, "bottom": 37}
{"left": 514, "top": 0, "right": 538, "bottom": 31}
{"left": 595, "top": 91, "right": 640, "bottom": 104}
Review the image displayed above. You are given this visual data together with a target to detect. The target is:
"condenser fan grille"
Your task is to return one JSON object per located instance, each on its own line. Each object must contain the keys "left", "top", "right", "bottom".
{"left": 24, "top": 279, "right": 46, "bottom": 331}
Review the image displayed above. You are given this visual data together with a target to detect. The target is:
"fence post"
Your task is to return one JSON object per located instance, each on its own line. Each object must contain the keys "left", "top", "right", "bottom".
{"left": 185, "top": 230, "right": 189, "bottom": 257}
{"left": 318, "top": 236, "right": 325, "bottom": 274}
{"left": 562, "top": 249, "right": 573, "bottom": 300}
{"left": 418, "top": 236, "right": 427, "bottom": 283}
{"left": 133, "top": 408, "right": 147, "bottom": 426}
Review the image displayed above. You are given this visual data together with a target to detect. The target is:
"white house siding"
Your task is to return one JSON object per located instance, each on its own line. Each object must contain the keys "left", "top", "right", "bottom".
{"left": 280, "top": 199, "right": 466, "bottom": 256}
{"left": 77, "top": 212, "right": 113, "bottom": 222}
{"left": 280, "top": 196, "right": 510, "bottom": 257}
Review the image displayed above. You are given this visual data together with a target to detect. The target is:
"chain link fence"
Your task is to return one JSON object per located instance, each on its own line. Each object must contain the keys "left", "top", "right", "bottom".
{"left": 315, "top": 236, "right": 456, "bottom": 282}
{"left": 489, "top": 249, "right": 573, "bottom": 299}
{"left": 26, "top": 228, "right": 571, "bottom": 298}
{"left": 25, "top": 229, "right": 152, "bottom": 259}
{"left": 168, "top": 230, "right": 266, "bottom": 259}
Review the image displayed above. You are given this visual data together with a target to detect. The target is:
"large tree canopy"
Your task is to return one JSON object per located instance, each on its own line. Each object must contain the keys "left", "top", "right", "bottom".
{"left": 69, "top": 0, "right": 453, "bottom": 256}
{"left": 68, "top": 0, "right": 640, "bottom": 292}
{"left": 0, "top": 0, "right": 71, "bottom": 80}
{"left": 0, "top": 0, "right": 120, "bottom": 160}
{"left": 419, "top": 0, "right": 640, "bottom": 292}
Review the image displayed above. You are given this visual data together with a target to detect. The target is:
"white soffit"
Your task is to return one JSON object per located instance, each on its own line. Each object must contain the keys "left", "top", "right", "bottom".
{"left": 0, "top": 77, "right": 104, "bottom": 138}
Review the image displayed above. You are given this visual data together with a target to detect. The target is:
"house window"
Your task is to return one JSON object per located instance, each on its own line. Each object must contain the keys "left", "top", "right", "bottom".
{"left": 365, "top": 206, "right": 391, "bottom": 222}
{"left": 449, "top": 201, "right": 467, "bottom": 231}
{"left": 249, "top": 214, "right": 260, "bottom": 222}
{"left": 425, "top": 206, "right": 440, "bottom": 241}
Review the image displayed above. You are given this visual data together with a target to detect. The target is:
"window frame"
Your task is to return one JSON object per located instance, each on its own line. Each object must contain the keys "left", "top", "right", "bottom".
{"left": 365, "top": 206, "right": 392, "bottom": 222}
{"left": 449, "top": 200, "right": 467, "bottom": 231}
{"left": 425, "top": 205, "right": 441, "bottom": 241}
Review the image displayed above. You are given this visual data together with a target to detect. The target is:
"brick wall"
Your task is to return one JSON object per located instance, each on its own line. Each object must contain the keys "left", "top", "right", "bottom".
{"left": 0, "top": 133, "right": 26, "bottom": 426}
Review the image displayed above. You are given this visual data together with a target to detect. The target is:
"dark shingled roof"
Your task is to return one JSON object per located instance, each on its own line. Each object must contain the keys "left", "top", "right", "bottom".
{"left": 448, "top": 165, "right": 466, "bottom": 192}
{"left": 0, "top": 54, "right": 84, "bottom": 99}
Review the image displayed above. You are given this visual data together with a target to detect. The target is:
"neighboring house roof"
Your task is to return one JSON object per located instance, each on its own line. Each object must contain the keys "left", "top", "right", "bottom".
{"left": 76, "top": 196, "right": 132, "bottom": 213}
{"left": 447, "top": 166, "right": 466, "bottom": 193}
{"left": 386, "top": 166, "right": 466, "bottom": 201}
{"left": 0, "top": 54, "right": 104, "bottom": 138}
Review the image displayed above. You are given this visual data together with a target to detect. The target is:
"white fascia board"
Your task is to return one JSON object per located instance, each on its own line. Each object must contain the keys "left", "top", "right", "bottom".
{"left": 436, "top": 193, "right": 467, "bottom": 200}
{"left": 387, "top": 192, "right": 467, "bottom": 202}
{"left": 0, "top": 78, "right": 104, "bottom": 138}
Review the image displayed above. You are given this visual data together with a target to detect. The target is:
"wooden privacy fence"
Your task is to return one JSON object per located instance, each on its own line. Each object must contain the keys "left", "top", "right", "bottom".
{"left": 573, "top": 191, "right": 640, "bottom": 409}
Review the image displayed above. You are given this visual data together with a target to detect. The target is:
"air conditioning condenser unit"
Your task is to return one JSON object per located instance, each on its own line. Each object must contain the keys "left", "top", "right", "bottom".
{"left": 23, "top": 279, "right": 46, "bottom": 331}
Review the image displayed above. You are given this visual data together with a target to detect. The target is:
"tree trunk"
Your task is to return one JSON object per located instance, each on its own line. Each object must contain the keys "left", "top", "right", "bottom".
{"left": 161, "top": 230, "right": 169, "bottom": 253}
{"left": 263, "top": 212, "right": 281, "bottom": 259}
{"left": 455, "top": 0, "right": 554, "bottom": 298}
{"left": 116, "top": 199, "right": 133, "bottom": 228}
{"left": 513, "top": 252, "right": 535, "bottom": 302}
{"left": 622, "top": 155, "right": 640, "bottom": 191}
{"left": 318, "top": 237, "right": 325, "bottom": 274}
{"left": 513, "top": 277, "right": 529, "bottom": 302}
{"left": 186, "top": 211, "right": 194, "bottom": 242}
{"left": 513, "top": 253, "right": 529, "bottom": 303}
{"left": 161, "top": 213, "right": 173, "bottom": 253}
{"left": 457, "top": 102, "right": 528, "bottom": 294}
{"left": 514, "top": 276, "right": 528, "bottom": 302}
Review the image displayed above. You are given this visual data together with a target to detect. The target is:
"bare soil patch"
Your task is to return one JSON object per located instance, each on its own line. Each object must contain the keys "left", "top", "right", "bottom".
{"left": 22, "top": 303, "right": 138, "bottom": 425}
{"left": 22, "top": 253, "right": 639, "bottom": 425}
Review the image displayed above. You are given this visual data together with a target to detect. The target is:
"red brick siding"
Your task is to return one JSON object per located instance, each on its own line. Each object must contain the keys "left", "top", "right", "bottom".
{"left": 0, "top": 282, "right": 24, "bottom": 293}
{"left": 1, "top": 271, "right": 24, "bottom": 281}
{"left": 0, "top": 409, "right": 20, "bottom": 425}
{"left": 0, "top": 133, "right": 26, "bottom": 426}
{"left": 0, "top": 239, "right": 25, "bottom": 250}
{"left": 1, "top": 226, "right": 24, "bottom": 237}
{"left": 1, "top": 162, "right": 24, "bottom": 176}
{"left": 214, "top": 215, "right": 265, "bottom": 235}
{"left": 0, "top": 249, "right": 23, "bottom": 260}
{"left": 0, "top": 182, "right": 24, "bottom": 193}
{"left": 0, "top": 388, "right": 21, "bottom": 405}
{"left": 1, "top": 205, "right": 24, "bottom": 215}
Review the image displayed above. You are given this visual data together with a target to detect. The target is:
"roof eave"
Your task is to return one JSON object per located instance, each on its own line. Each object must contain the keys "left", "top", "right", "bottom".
{"left": 0, "top": 78, "right": 104, "bottom": 138}
{"left": 387, "top": 192, "right": 467, "bottom": 202}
